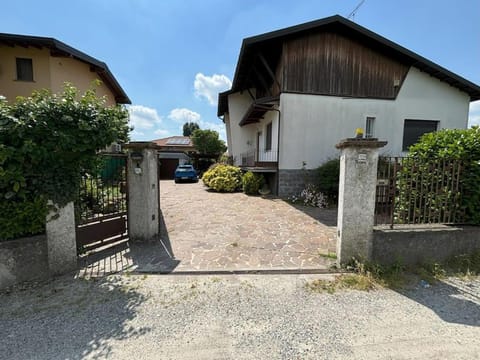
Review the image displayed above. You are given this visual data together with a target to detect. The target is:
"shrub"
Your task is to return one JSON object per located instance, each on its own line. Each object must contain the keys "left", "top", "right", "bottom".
{"left": 0, "top": 84, "right": 130, "bottom": 241}
{"left": 201, "top": 164, "right": 242, "bottom": 192}
{"left": 0, "top": 196, "right": 47, "bottom": 240}
{"left": 402, "top": 127, "right": 480, "bottom": 224}
{"left": 314, "top": 159, "right": 340, "bottom": 203}
{"left": 242, "top": 171, "right": 264, "bottom": 195}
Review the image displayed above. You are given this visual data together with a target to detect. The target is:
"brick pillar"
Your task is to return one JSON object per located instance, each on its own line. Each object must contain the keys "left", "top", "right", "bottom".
{"left": 335, "top": 138, "right": 387, "bottom": 265}
{"left": 124, "top": 142, "right": 160, "bottom": 242}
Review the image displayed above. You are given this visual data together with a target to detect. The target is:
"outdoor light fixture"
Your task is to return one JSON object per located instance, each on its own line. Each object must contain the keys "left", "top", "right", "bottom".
{"left": 130, "top": 152, "right": 144, "bottom": 175}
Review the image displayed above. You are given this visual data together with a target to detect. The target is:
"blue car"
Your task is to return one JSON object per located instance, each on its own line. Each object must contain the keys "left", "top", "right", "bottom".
{"left": 174, "top": 164, "right": 198, "bottom": 183}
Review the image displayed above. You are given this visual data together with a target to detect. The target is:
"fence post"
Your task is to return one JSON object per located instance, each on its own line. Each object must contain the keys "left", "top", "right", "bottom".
{"left": 124, "top": 142, "right": 160, "bottom": 242}
{"left": 335, "top": 138, "right": 387, "bottom": 265}
{"left": 46, "top": 201, "right": 77, "bottom": 275}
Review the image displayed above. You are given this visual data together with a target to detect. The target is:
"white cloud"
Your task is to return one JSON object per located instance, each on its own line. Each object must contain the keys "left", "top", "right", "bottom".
{"left": 128, "top": 105, "right": 162, "bottom": 129}
{"left": 130, "top": 129, "right": 145, "bottom": 138}
{"left": 168, "top": 108, "right": 201, "bottom": 123}
{"left": 469, "top": 100, "right": 480, "bottom": 127}
{"left": 154, "top": 128, "right": 171, "bottom": 137}
{"left": 194, "top": 73, "right": 232, "bottom": 106}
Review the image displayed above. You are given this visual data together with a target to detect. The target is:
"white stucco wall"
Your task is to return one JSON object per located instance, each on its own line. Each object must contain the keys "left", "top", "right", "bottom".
{"left": 227, "top": 90, "right": 280, "bottom": 165}
{"left": 227, "top": 91, "right": 254, "bottom": 165}
{"left": 279, "top": 67, "right": 470, "bottom": 169}
{"left": 224, "top": 113, "right": 232, "bottom": 155}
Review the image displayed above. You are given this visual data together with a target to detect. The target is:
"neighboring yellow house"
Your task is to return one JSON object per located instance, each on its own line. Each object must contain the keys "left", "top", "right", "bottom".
{"left": 0, "top": 32, "right": 130, "bottom": 105}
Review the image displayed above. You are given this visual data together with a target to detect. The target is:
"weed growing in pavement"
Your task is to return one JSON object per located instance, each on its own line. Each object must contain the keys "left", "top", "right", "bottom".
{"left": 306, "top": 274, "right": 376, "bottom": 294}
{"left": 413, "top": 250, "right": 480, "bottom": 282}
{"left": 318, "top": 251, "right": 337, "bottom": 260}
{"left": 305, "top": 251, "right": 480, "bottom": 294}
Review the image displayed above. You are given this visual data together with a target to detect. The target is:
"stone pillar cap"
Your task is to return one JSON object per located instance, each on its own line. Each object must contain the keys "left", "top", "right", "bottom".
{"left": 336, "top": 138, "right": 388, "bottom": 149}
{"left": 124, "top": 141, "right": 161, "bottom": 150}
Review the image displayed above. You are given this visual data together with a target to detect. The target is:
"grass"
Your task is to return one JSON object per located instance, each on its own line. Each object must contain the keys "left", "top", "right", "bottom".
{"left": 305, "top": 250, "right": 480, "bottom": 294}
{"left": 318, "top": 251, "right": 337, "bottom": 260}
{"left": 306, "top": 274, "right": 376, "bottom": 294}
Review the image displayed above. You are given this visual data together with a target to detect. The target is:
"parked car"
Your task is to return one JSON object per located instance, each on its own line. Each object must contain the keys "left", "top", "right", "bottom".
{"left": 174, "top": 164, "right": 198, "bottom": 183}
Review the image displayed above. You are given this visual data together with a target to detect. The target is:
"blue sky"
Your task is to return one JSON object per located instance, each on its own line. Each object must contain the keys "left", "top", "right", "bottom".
{"left": 2, "top": 0, "right": 479, "bottom": 141}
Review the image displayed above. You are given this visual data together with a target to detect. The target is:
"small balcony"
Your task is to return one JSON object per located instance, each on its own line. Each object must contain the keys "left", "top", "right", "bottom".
{"left": 239, "top": 148, "right": 278, "bottom": 168}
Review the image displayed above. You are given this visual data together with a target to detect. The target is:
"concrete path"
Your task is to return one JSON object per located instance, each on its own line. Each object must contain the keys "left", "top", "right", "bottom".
{"left": 160, "top": 180, "right": 337, "bottom": 272}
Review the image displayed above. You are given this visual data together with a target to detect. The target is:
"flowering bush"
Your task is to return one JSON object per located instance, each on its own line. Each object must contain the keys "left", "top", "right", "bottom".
{"left": 289, "top": 184, "right": 327, "bottom": 208}
{"left": 242, "top": 171, "right": 264, "bottom": 195}
{"left": 201, "top": 164, "right": 242, "bottom": 192}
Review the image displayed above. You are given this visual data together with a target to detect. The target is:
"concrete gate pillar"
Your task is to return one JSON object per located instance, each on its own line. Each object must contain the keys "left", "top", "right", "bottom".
{"left": 335, "top": 138, "right": 387, "bottom": 265}
{"left": 46, "top": 201, "right": 77, "bottom": 275}
{"left": 125, "top": 142, "right": 160, "bottom": 242}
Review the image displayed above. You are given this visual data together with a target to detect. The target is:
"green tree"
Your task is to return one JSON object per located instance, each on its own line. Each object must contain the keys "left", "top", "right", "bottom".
{"left": 182, "top": 122, "right": 200, "bottom": 136}
{"left": 0, "top": 84, "right": 130, "bottom": 240}
{"left": 191, "top": 129, "right": 227, "bottom": 156}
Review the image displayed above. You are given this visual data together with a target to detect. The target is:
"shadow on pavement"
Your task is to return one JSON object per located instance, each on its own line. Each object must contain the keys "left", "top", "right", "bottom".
{"left": 287, "top": 202, "right": 338, "bottom": 227}
{"left": 398, "top": 279, "right": 480, "bottom": 327}
{"left": 0, "top": 275, "right": 150, "bottom": 359}
{"left": 263, "top": 195, "right": 338, "bottom": 227}
{"left": 78, "top": 210, "right": 180, "bottom": 276}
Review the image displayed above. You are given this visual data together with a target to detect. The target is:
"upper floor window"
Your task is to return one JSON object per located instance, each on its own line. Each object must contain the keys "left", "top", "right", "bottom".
{"left": 265, "top": 122, "right": 272, "bottom": 151}
{"left": 402, "top": 119, "right": 438, "bottom": 151}
{"left": 365, "top": 116, "right": 375, "bottom": 138}
{"left": 16, "top": 58, "right": 33, "bottom": 81}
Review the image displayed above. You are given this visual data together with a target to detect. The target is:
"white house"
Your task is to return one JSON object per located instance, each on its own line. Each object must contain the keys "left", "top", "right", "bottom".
{"left": 217, "top": 15, "right": 480, "bottom": 196}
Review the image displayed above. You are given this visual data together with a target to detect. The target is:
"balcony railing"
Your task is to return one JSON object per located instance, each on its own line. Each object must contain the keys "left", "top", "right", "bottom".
{"left": 239, "top": 148, "right": 278, "bottom": 167}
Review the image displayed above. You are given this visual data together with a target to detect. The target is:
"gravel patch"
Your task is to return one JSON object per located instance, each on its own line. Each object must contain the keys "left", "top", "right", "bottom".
{"left": 1, "top": 274, "right": 480, "bottom": 359}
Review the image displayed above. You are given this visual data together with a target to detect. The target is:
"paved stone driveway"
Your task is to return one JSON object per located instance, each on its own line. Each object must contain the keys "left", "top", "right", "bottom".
{"left": 161, "top": 180, "right": 337, "bottom": 271}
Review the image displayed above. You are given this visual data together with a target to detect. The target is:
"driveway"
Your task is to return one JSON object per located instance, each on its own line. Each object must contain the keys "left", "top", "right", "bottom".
{"left": 160, "top": 180, "right": 337, "bottom": 272}
{"left": 78, "top": 180, "right": 337, "bottom": 276}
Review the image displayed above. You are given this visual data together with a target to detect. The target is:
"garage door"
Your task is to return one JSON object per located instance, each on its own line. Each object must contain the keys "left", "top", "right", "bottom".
{"left": 159, "top": 158, "right": 179, "bottom": 179}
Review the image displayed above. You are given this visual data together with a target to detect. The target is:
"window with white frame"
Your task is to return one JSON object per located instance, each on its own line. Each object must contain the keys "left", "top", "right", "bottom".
{"left": 365, "top": 116, "right": 375, "bottom": 138}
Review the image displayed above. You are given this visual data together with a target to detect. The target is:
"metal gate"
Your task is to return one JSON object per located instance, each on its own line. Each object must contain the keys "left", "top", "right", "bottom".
{"left": 75, "top": 154, "right": 128, "bottom": 254}
{"left": 374, "top": 156, "right": 464, "bottom": 228}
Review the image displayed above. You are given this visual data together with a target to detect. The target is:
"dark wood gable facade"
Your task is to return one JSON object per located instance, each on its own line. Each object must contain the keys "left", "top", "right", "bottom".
{"left": 253, "top": 30, "right": 410, "bottom": 101}
{"left": 279, "top": 31, "right": 409, "bottom": 99}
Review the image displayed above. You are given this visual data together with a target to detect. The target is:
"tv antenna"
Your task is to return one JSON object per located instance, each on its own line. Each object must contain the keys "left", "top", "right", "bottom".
{"left": 347, "top": 0, "right": 366, "bottom": 21}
